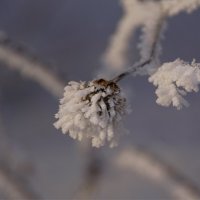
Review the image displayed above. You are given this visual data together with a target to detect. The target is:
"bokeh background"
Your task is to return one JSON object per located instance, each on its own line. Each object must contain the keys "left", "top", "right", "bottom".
{"left": 0, "top": 0, "right": 200, "bottom": 199}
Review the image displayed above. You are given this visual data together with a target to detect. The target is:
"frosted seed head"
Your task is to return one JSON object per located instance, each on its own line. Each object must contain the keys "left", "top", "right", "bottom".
{"left": 54, "top": 78, "right": 129, "bottom": 148}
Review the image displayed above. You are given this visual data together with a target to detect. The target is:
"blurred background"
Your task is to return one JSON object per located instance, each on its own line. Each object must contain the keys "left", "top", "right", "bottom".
{"left": 0, "top": 0, "right": 200, "bottom": 199}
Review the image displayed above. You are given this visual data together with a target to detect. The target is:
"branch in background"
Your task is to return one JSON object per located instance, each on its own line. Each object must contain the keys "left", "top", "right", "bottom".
{"left": 0, "top": 32, "right": 101, "bottom": 199}
{"left": 102, "top": 0, "right": 147, "bottom": 70}
{"left": 0, "top": 107, "right": 40, "bottom": 199}
{"left": 111, "top": 8, "right": 166, "bottom": 82}
{"left": 0, "top": 32, "right": 64, "bottom": 198}
{"left": 115, "top": 146, "right": 200, "bottom": 200}
{"left": 103, "top": 0, "right": 200, "bottom": 73}
{"left": 137, "top": 4, "right": 166, "bottom": 65}
{"left": 74, "top": 148, "right": 103, "bottom": 199}
{"left": 0, "top": 160, "right": 40, "bottom": 200}
{"left": 161, "top": 0, "right": 200, "bottom": 16}
{"left": 0, "top": 32, "right": 65, "bottom": 98}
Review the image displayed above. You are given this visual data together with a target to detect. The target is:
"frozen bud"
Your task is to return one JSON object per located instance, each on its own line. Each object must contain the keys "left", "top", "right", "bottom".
{"left": 54, "top": 79, "right": 129, "bottom": 148}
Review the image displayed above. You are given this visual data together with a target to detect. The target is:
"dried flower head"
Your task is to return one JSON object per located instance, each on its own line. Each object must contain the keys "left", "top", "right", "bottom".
{"left": 54, "top": 79, "right": 129, "bottom": 148}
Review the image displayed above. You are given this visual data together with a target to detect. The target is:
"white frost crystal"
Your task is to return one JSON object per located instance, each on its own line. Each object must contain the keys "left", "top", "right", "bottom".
{"left": 54, "top": 79, "right": 128, "bottom": 148}
{"left": 149, "top": 59, "right": 200, "bottom": 109}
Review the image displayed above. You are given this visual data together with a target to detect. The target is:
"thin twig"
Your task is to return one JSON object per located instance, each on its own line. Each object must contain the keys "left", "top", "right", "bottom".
{"left": 102, "top": 0, "right": 146, "bottom": 70}
{"left": 111, "top": 59, "right": 151, "bottom": 82}
{"left": 111, "top": 10, "right": 167, "bottom": 83}
{"left": 0, "top": 32, "right": 65, "bottom": 98}
{"left": 115, "top": 146, "right": 200, "bottom": 200}
{"left": 73, "top": 147, "right": 103, "bottom": 199}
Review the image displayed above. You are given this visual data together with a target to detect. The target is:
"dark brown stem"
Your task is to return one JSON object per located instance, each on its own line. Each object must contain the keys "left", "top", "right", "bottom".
{"left": 111, "top": 59, "right": 151, "bottom": 82}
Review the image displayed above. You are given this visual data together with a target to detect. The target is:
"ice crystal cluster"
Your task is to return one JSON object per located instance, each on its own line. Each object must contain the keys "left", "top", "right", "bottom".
{"left": 54, "top": 79, "right": 128, "bottom": 148}
{"left": 149, "top": 59, "right": 200, "bottom": 109}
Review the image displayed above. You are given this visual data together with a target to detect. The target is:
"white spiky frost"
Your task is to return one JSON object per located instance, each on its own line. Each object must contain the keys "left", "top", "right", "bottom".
{"left": 54, "top": 79, "right": 128, "bottom": 148}
{"left": 149, "top": 59, "right": 200, "bottom": 109}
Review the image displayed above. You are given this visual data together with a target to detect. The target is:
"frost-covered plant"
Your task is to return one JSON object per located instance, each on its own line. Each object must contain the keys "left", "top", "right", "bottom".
{"left": 54, "top": 79, "right": 128, "bottom": 148}
{"left": 54, "top": 0, "right": 200, "bottom": 148}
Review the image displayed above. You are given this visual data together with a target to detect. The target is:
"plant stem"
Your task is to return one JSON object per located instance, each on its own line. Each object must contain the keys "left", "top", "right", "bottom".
{"left": 111, "top": 59, "right": 151, "bottom": 82}
{"left": 111, "top": 10, "right": 167, "bottom": 83}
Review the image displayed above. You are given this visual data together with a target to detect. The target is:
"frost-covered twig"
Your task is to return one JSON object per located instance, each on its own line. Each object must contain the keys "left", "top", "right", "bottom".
{"left": 0, "top": 32, "right": 103, "bottom": 199}
{"left": 0, "top": 32, "right": 65, "bottom": 98}
{"left": 102, "top": 0, "right": 147, "bottom": 70}
{"left": 115, "top": 146, "right": 200, "bottom": 200}
{"left": 102, "top": 0, "right": 165, "bottom": 70}
{"left": 138, "top": 4, "right": 166, "bottom": 65}
{"left": 111, "top": 9, "right": 166, "bottom": 82}
{"left": 161, "top": 0, "right": 200, "bottom": 16}
{"left": 103, "top": 0, "right": 200, "bottom": 72}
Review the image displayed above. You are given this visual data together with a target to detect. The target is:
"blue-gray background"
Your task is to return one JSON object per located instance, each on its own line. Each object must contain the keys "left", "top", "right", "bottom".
{"left": 0, "top": 0, "right": 200, "bottom": 199}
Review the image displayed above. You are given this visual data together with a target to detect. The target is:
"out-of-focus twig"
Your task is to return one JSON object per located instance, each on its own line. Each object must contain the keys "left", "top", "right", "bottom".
{"left": 111, "top": 10, "right": 166, "bottom": 82}
{"left": 0, "top": 30, "right": 62, "bottom": 199}
{"left": 0, "top": 32, "right": 65, "bottom": 98}
{"left": 103, "top": 0, "right": 200, "bottom": 73}
{"left": 115, "top": 146, "right": 200, "bottom": 200}
{"left": 74, "top": 148, "right": 103, "bottom": 199}
{"left": 102, "top": 0, "right": 147, "bottom": 70}
{"left": 0, "top": 160, "right": 39, "bottom": 200}
{"left": 0, "top": 104, "right": 40, "bottom": 199}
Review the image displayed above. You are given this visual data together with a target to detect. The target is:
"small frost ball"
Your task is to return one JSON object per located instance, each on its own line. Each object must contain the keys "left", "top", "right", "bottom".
{"left": 54, "top": 79, "right": 128, "bottom": 148}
